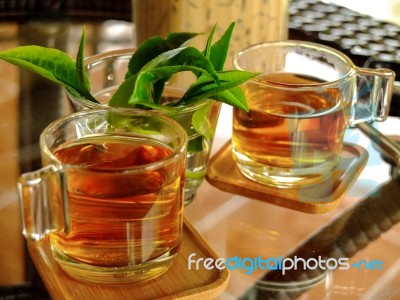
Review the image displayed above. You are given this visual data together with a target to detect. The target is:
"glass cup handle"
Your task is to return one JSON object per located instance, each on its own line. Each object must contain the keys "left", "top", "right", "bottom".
{"left": 17, "top": 165, "right": 69, "bottom": 241}
{"left": 349, "top": 67, "right": 395, "bottom": 126}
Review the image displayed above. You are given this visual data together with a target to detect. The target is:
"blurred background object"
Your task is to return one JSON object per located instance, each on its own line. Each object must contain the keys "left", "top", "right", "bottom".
{"left": 0, "top": 0, "right": 131, "bottom": 22}
{"left": 133, "top": 0, "right": 288, "bottom": 67}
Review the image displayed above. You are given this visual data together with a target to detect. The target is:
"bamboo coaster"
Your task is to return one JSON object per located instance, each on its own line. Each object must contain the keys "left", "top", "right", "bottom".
{"left": 27, "top": 218, "right": 229, "bottom": 300}
{"left": 206, "top": 141, "right": 368, "bottom": 214}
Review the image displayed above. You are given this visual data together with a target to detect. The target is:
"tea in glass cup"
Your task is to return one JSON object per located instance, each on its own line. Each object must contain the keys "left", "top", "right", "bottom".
{"left": 18, "top": 109, "right": 188, "bottom": 284}
{"left": 232, "top": 41, "right": 394, "bottom": 187}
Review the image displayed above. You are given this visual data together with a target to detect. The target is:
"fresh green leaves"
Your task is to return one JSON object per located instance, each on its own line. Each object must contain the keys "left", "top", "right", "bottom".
{"left": 133, "top": 47, "right": 220, "bottom": 105}
{"left": 108, "top": 21, "right": 259, "bottom": 112}
{"left": 125, "top": 32, "right": 200, "bottom": 78}
{"left": 109, "top": 46, "right": 221, "bottom": 108}
{"left": 0, "top": 22, "right": 258, "bottom": 111}
{"left": 0, "top": 46, "right": 87, "bottom": 99}
{"left": 0, "top": 28, "right": 97, "bottom": 103}
{"left": 179, "top": 71, "right": 255, "bottom": 110}
{"left": 115, "top": 32, "right": 201, "bottom": 109}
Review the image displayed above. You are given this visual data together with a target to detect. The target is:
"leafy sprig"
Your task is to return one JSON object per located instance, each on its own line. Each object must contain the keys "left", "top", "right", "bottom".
{"left": 0, "top": 23, "right": 258, "bottom": 112}
{"left": 0, "top": 23, "right": 259, "bottom": 153}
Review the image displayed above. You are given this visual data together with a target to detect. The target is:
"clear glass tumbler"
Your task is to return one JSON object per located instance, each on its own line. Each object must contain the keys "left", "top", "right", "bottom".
{"left": 232, "top": 41, "right": 395, "bottom": 188}
{"left": 18, "top": 108, "right": 188, "bottom": 284}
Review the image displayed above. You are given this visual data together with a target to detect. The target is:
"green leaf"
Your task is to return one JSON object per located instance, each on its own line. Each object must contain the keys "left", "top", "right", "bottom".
{"left": 147, "top": 47, "right": 220, "bottom": 103}
{"left": 211, "top": 86, "right": 248, "bottom": 110}
{"left": 75, "top": 27, "right": 91, "bottom": 93}
{"left": 187, "top": 135, "right": 204, "bottom": 152}
{"left": 203, "top": 24, "right": 217, "bottom": 60}
{"left": 65, "top": 86, "right": 100, "bottom": 104}
{"left": 185, "top": 168, "right": 206, "bottom": 179}
{"left": 108, "top": 73, "right": 181, "bottom": 113}
{"left": 126, "top": 32, "right": 200, "bottom": 78}
{"left": 207, "top": 22, "right": 235, "bottom": 71}
{"left": 125, "top": 33, "right": 200, "bottom": 100}
{"left": 191, "top": 101, "right": 215, "bottom": 140}
{"left": 109, "top": 83, "right": 175, "bottom": 113}
{"left": 141, "top": 47, "right": 218, "bottom": 82}
{"left": 0, "top": 45, "right": 96, "bottom": 102}
{"left": 107, "top": 113, "right": 163, "bottom": 135}
{"left": 180, "top": 70, "right": 259, "bottom": 110}
{"left": 108, "top": 75, "right": 137, "bottom": 107}
{"left": 129, "top": 65, "right": 214, "bottom": 107}
{"left": 111, "top": 47, "right": 220, "bottom": 108}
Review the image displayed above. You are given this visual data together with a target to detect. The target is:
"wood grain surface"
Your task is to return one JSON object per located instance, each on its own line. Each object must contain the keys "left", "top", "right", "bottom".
{"left": 27, "top": 218, "right": 229, "bottom": 300}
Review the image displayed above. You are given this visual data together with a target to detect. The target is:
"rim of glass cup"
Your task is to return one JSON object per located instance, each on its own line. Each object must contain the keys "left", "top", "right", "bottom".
{"left": 233, "top": 40, "right": 357, "bottom": 90}
{"left": 40, "top": 108, "right": 188, "bottom": 172}
{"left": 67, "top": 48, "right": 215, "bottom": 114}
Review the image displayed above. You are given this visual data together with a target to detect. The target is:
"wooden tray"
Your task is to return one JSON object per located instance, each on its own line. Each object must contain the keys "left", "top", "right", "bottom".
{"left": 27, "top": 218, "right": 229, "bottom": 300}
{"left": 206, "top": 142, "right": 368, "bottom": 214}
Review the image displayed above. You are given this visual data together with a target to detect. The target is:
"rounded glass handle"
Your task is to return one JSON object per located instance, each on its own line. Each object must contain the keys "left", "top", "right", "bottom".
{"left": 18, "top": 165, "right": 67, "bottom": 240}
{"left": 349, "top": 68, "right": 395, "bottom": 126}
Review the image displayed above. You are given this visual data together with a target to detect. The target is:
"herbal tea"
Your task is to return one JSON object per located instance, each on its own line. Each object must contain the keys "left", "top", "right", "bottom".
{"left": 50, "top": 136, "right": 184, "bottom": 267}
{"left": 232, "top": 73, "right": 348, "bottom": 185}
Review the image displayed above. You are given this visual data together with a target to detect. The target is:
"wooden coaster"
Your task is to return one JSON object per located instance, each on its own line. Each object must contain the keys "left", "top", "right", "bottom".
{"left": 27, "top": 218, "right": 229, "bottom": 300}
{"left": 206, "top": 142, "right": 368, "bottom": 214}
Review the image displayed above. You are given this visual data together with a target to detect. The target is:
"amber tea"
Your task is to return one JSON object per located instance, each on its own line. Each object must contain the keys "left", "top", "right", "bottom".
{"left": 233, "top": 73, "right": 348, "bottom": 186}
{"left": 49, "top": 136, "right": 184, "bottom": 268}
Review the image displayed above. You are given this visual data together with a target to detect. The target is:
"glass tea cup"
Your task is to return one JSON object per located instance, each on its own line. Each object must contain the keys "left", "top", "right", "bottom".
{"left": 232, "top": 41, "right": 395, "bottom": 188}
{"left": 18, "top": 108, "right": 188, "bottom": 284}
{"left": 67, "top": 49, "right": 221, "bottom": 206}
